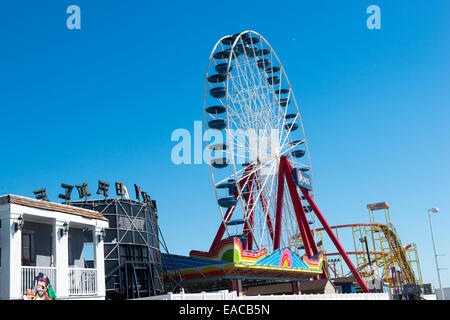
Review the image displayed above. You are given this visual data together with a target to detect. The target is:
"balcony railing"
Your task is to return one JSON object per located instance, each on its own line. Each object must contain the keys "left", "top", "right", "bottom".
{"left": 69, "top": 267, "right": 98, "bottom": 296}
{"left": 21, "top": 266, "right": 57, "bottom": 295}
{"left": 22, "top": 267, "right": 98, "bottom": 297}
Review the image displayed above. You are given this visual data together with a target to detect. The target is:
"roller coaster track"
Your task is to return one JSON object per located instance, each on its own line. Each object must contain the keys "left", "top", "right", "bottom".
{"left": 379, "top": 223, "right": 416, "bottom": 284}
{"left": 316, "top": 222, "right": 417, "bottom": 285}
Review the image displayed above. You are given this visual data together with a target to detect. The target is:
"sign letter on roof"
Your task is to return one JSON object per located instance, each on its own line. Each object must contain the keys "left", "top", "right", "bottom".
{"left": 96, "top": 180, "right": 110, "bottom": 198}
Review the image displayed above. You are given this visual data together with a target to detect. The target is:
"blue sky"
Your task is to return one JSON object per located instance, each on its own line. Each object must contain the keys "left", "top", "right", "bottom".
{"left": 0, "top": 1, "right": 449, "bottom": 289}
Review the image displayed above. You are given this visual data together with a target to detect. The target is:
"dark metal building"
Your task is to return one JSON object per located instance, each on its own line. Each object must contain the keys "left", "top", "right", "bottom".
{"left": 67, "top": 198, "right": 163, "bottom": 299}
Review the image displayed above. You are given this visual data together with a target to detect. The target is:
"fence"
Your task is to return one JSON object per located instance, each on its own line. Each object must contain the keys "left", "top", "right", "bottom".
{"left": 137, "top": 290, "right": 390, "bottom": 300}
{"left": 68, "top": 268, "right": 98, "bottom": 296}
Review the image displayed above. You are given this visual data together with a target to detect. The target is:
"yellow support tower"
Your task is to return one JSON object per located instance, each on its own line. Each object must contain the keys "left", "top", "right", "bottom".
{"left": 314, "top": 202, "right": 424, "bottom": 292}
{"left": 312, "top": 202, "right": 423, "bottom": 289}
{"left": 405, "top": 243, "right": 423, "bottom": 290}
{"left": 366, "top": 202, "right": 418, "bottom": 287}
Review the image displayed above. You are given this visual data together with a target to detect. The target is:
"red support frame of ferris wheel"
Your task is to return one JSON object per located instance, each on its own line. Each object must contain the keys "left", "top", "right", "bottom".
{"left": 281, "top": 156, "right": 368, "bottom": 292}
{"left": 279, "top": 156, "right": 326, "bottom": 280}
{"left": 242, "top": 175, "right": 255, "bottom": 250}
{"left": 210, "top": 165, "right": 274, "bottom": 252}
{"left": 209, "top": 156, "right": 369, "bottom": 293}
{"left": 255, "top": 178, "right": 275, "bottom": 242}
{"left": 209, "top": 166, "right": 253, "bottom": 251}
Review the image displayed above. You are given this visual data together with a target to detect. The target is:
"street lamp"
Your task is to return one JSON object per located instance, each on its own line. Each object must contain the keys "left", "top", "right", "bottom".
{"left": 428, "top": 207, "right": 446, "bottom": 300}
{"left": 359, "top": 236, "right": 372, "bottom": 267}
{"left": 329, "top": 258, "right": 340, "bottom": 278}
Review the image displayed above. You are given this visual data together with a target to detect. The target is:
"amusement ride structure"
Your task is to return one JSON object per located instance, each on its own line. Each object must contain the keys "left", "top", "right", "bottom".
{"left": 202, "top": 30, "right": 370, "bottom": 293}
{"left": 313, "top": 202, "right": 423, "bottom": 293}
{"left": 159, "top": 30, "right": 425, "bottom": 297}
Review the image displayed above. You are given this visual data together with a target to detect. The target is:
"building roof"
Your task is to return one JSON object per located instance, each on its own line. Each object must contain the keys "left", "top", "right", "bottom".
{"left": 298, "top": 279, "right": 334, "bottom": 291}
{"left": 0, "top": 194, "right": 108, "bottom": 222}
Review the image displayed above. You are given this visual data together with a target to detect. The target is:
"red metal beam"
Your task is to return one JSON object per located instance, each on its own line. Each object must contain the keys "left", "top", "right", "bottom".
{"left": 282, "top": 157, "right": 328, "bottom": 280}
{"left": 243, "top": 178, "right": 255, "bottom": 250}
{"left": 255, "top": 178, "right": 275, "bottom": 243}
{"left": 283, "top": 158, "right": 318, "bottom": 255}
{"left": 273, "top": 160, "right": 285, "bottom": 250}
{"left": 210, "top": 167, "right": 253, "bottom": 251}
{"left": 325, "top": 251, "right": 388, "bottom": 256}
{"left": 210, "top": 205, "right": 236, "bottom": 252}
{"left": 314, "top": 222, "right": 387, "bottom": 232}
{"left": 300, "top": 187, "right": 370, "bottom": 293}
{"left": 282, "top": 158, "right": 313, "bottom": 258}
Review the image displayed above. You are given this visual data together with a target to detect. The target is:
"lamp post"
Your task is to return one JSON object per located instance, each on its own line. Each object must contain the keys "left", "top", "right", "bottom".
{"left": 329, "top": 258, "right": 340, "bottom": 278}
{"left": 428, "top": 208, "right": 445, "bottom": 300}
{"left": 359, "top": 236, "right": 372, "bottom": 268}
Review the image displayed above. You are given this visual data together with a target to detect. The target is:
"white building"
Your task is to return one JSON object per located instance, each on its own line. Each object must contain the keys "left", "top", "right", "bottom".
{"left": 0, "top": 195, "right": 109, "bottom": 300}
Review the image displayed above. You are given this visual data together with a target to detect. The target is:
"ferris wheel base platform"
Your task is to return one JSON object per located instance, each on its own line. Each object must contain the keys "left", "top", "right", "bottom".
{"left": 162, "top": 237, "right": 324, "bottom": 286}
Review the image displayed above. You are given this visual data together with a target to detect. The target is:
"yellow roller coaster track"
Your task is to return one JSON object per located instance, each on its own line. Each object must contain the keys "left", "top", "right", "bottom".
{"left": 313, "top": 222, "right": 420, "bottom": 288}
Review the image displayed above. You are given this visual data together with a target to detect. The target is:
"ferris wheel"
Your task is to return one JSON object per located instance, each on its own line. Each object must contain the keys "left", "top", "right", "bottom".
{"left": 202, "top": 30, "right": 370, "bottom": 292}
{"left": 203, "top": 30, "right": 316, "bottom": 254}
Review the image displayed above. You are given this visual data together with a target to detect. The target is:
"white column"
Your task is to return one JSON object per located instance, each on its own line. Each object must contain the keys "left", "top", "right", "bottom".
{"left": 93, "top": 226, "right": 106, "bottom": 298}
{"left": 0, "top": 215, "right": 9, "bottom": 299}
{"left": 53, "top": 220, "right": 69, "bottom": 298}
{"left": 8, "top": 214, "right": 22, "bottom": 299}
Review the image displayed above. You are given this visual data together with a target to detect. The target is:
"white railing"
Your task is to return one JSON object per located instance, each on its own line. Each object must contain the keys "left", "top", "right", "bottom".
{"left": 68, "top": 268, "right": 97, "bottom": 296}
{"left": 21, "top": 266, "right": 57, "bottom": 295}
{"left": 138, "top": 290, "right": 390, "bottom": 300}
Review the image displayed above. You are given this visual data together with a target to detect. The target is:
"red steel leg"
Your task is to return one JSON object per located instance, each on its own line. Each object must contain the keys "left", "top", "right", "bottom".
{"left": 300, "top": 187, "right": 369, "bottom": 293}
{"left": 244, "top": 178, "right": 255, "bottom": 250}
{"left": 283, "top": 157, "right": 327, "bottom": 279}
{"left": 255, "top": 178, "right": 275, "bottom": 242}
{"left": 283, "top": 158, "right": 319, "bottom": 255}
{"left": 283, "top": 159, "right": 313, "bottom": 257}
{"left": 210, "top": 205, "right": 236, "bottom": 252}
{"left": 210, "top": 167, "right": 252, "bottom": 251}
{"left": 273, "top": 160, "right": 285, "bottom": 250}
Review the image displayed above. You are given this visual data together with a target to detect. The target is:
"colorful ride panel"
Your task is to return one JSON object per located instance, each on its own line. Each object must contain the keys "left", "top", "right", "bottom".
{"left": 162, "top": 237, "right": 324, "bottom": 283}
